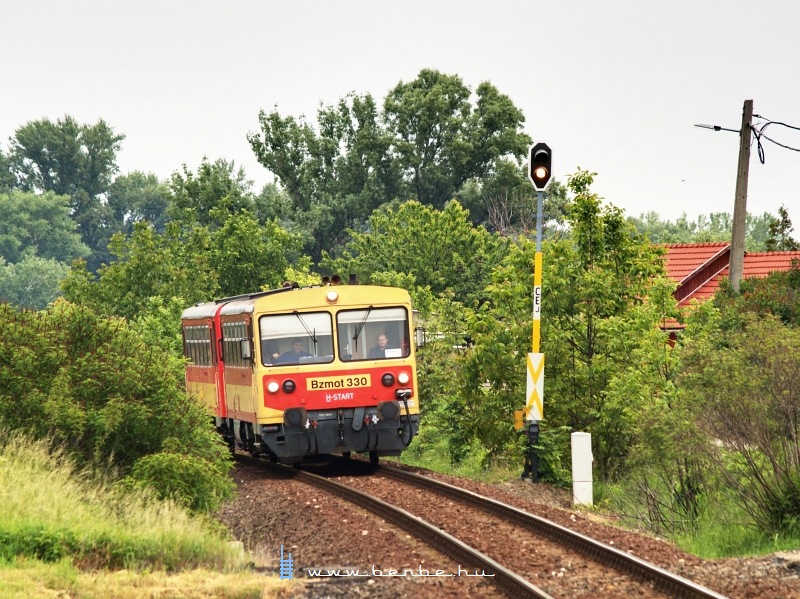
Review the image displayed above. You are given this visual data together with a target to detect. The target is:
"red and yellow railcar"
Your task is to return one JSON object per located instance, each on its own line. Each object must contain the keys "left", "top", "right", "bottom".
{"left": 181, "top": 282, "right": 419, "bottom": 463}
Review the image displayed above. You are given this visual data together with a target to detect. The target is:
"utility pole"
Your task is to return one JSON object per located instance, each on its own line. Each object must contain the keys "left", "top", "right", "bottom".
{"left": 729, "top": 99, "right": 753, "bottom": 293}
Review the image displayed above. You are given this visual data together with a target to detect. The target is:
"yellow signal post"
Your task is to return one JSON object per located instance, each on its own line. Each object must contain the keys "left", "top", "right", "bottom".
{"left": 523, "top": 142, "right": 552, "bottom": 482}
{"left": 526, "top": 251, "right": 544, "bottom": 421}
{"left": 531, "top": 250, "right": 543, "bottom": 353}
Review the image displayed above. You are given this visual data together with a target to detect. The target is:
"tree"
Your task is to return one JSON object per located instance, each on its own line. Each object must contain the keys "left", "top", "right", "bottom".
{"left": 680, "top": 311, "right": 800, "bottom": 534}
{"left": 7, "top": 116, "right": 124, "bottom": 269}
{"left": 458, "top": 170, "right": 676, "bottom": 478}
{"left": 629, "top": 210, "right": 779, "bottom": 251}
{"left": 457, "top": 161, "right": 570, "bottom": 239}
{"left": 0, "top": 301, "right": 234, "bottom": 512}
{"left": 61, "top": 221, "right": 219, "bottom": 322}
{"left": 0, "top": 255, "right": 70, "bottom": 310}
{"left": 765, "top": 205, "right": 799, "bottom": 251}
{"left": 714, "top": 263, "right": 800, "bottom": 327}
{"left": 107, "top": 171, "right": 170, "bottom": 234}
{"left": 319, "top": 200, "right": 508, "bottom": 308}
{"left": 248, "top": 70, "right": 531, "bottom": 259}
{"left": 384, "top": 70, "right": 530, "bottom": 209}
{"left": 249, "top": 94, "right": 401, "bottom": 259}
{"left": 0, "top": 147, "right": 13, "bottom": 190}
{"left": 209, "top": 204, "right": 305, "bottom": 297}
{"left": 168, "top": 158, "right": 256, "bottom": 227}
{"left": 0, "top": 190, "right": 89, "bottom": 264}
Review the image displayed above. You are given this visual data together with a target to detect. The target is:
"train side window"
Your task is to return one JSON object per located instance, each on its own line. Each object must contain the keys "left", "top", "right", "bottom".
{"left": 183, "top": 324, "right": 213, "bottom": 366}
{"left": 222, "top": 321, "right": 252, "bottom": 367}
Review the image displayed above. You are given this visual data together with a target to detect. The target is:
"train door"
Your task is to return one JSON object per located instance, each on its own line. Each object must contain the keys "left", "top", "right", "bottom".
{"left": 220, "top": 313, "right": 256, "bottom": 422}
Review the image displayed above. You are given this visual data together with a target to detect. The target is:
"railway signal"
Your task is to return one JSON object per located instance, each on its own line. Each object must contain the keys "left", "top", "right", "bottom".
{"left": 528, "top": 142, "right": 552, "bottom": 191}
{"left": 521, "top": 142, "right": 553, "bottom": 482}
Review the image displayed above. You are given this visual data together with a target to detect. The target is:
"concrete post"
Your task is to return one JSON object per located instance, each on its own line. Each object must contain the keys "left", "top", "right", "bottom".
{"left": 571, "top": 432, "right": 593, "bottom": 506}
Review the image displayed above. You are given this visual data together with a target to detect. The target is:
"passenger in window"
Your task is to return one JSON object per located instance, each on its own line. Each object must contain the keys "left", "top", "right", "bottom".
{"left": 369, "top": 333, "right": 390, "bottom": 358}
{"left": 274, "top": 339, "right": 312, "bottom": 364}
{"left": 401, "top": 336, "right": 410, "bottom": 357}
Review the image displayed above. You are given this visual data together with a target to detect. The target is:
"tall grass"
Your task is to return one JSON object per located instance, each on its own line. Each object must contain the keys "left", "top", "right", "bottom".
{"left": 0, "top": 434, "right": 240, "bottom": 571}
{"left": 598, "top": 479, "right": 800, "bottom": 559}
{"left": 399, "top": 431, "right": 521, "bottom": 483}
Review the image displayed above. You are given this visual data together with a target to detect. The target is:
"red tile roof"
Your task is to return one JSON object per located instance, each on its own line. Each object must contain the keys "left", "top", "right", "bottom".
{"left": 660, "top": 244, "right": 800, "bottom": 330}
{"left": 663, "top": 242, "right": 730, "bottom": 283}
{"left": 690, "top": 251, "right": 800, "bottom": 302}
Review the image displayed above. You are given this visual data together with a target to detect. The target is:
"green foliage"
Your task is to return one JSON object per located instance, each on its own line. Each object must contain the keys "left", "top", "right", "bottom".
{"left": 456, "top": 163, "right": 571, "bottom": 238}
{"left": 121, "top": 444, "right": 233, "bottom": 513}
{"left": 0, "top": 255, "right": 70, "bottom": 310}
{"left": 130, "top": 296, "right": 188, "bottom": 358}
{"left": 249, "top": 69, "right": 529, "bottom": 258}
{"left": 320, "top": 200, "right": 507, "bottom": 308}
{"left": 107, "top": 171, "right": 171, "bottom": 234}
{"left": 209, "top": 205, "right": 304, "bottom": 297}
{"left": 7, "top": 115, "right": 124, "bottom": 270}
{"left": 0, "top": 302, "right": 234, "bottom": 511}
{"left": 713, "top": 262, "right": 800, "bottom": 326}
{"left": 455, "top": 170, "right": 677, "bottom": 481}
{"left": 457, "top": 239, "right": 537, "bottom": 460}
{"left": 168, "top": 158, "right": 256, "bottom": 228}
{"left": 629, "top": 209, "right": 779, "bottom": 251}
{"left": 0, "top": 147, "right": 14, "bottom": 190}
{"left": 765, "top": 204, "right": 799, "bottom": 251}
{"left": 0, "top": 190, "right": 89, "bottom": 264}
{"left": 384, "top": 70, "right": 530, "bottom": 209}
{"left": 544, "top": 172, "right": 676, "bottom": 479}
{"left": 679, "top": 312, "right": 800, "bottom": 535}
{"left": 0, "top": 435, "right": 240, "bottom": 570}
{"left": 61, "top": 221, "right": 219, "bottom": 321}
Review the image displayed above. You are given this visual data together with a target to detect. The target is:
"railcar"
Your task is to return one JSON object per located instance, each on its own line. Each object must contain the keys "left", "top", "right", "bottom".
{"left": 181, "top": 280, "right": 419, "bottom": 464}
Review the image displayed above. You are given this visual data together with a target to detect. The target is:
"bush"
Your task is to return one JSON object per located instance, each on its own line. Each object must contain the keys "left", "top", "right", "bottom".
{"left": 0, "top": 301, "right": 234, "bottom": 513}
{"left": 122, "top": 447, "right": 234, "bottom": 513}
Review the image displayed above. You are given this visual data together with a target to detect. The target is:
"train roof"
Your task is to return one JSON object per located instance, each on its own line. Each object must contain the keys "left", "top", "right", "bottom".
{"left": 181, "top": 284, "right": 411, "bottom": 320}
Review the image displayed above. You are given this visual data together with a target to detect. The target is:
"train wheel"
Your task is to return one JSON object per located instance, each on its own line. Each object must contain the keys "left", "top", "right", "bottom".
{"left": 369, "top": 451, "right": 379, "bottom": 466}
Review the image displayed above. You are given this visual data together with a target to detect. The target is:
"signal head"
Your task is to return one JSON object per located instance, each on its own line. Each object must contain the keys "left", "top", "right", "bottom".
{"left": 528, "top": 142, "right": 552, "bottom": 191}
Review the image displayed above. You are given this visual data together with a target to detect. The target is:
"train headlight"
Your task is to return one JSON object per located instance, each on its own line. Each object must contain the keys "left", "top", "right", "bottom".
{"left": 267, "top": 380, "right": 280, "bottom": 393}
{"left": 325, "top": 290, "right": 339, "bottom": 304}
{"left": 397, "top": 372, "right": 410, "bottom": 385}
{"left": 381, "top": 373, "right": 395, "bottom": 387}
{"left": 282, "top": 379, "right": 296, "bottom": 393}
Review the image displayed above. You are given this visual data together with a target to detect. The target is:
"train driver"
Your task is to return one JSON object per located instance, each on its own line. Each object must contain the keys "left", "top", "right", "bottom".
{"left": 368, "top": 333, "right": 390, "bottom": 358}
{"left": 273, "top": 339, "right": 312, "bottom": 364}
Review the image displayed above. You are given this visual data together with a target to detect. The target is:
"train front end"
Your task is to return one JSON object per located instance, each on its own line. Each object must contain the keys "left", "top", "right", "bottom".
{"left": 181, "top": 283, "right": 420, "bottom": 464}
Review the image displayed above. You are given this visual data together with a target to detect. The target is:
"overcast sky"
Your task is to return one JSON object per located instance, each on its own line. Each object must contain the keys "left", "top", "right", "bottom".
{"left": 2, "top": 0, "right": 799, "bottom": 222}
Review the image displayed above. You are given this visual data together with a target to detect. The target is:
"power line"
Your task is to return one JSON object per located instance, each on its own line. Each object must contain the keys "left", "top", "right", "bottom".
{"left": 751, "top": 115, "right": 800, "bottom": 164}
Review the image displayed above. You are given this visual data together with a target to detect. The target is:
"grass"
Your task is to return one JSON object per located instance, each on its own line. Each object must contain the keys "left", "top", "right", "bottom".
{"left": 597, "top": 479, "right": 800, "bottom": 560}
{"left": 0, "top": 436, "right": 297, "bottom": 598}
{"left": 398, "top": 432, "right": 523, "bottom": 484}
{"left": 0, "top": 559, "right": 297, "bottom": 599}
{"left": 672, "top": 506, "right": 800, "bottom": 559}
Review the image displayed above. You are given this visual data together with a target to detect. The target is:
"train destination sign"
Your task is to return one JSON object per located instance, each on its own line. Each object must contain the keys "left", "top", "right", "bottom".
{"left": 307, "top": 374, "right": 372, "bottom": 391}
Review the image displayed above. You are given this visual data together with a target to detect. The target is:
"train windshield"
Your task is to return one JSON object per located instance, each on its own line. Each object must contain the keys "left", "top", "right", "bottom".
{"left": 259, "top": 312, "right": 334, "bottom": 366}
{"left": 337, "top": 307, "right": 410, "bottom": 361}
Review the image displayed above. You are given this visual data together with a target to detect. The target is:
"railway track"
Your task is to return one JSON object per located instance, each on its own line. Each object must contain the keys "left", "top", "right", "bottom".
{"left": 238, "top": 455, "right": 726, "bottom": 598}
{"left": 373, "top": 463, "right": 727, "bottom": 599}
